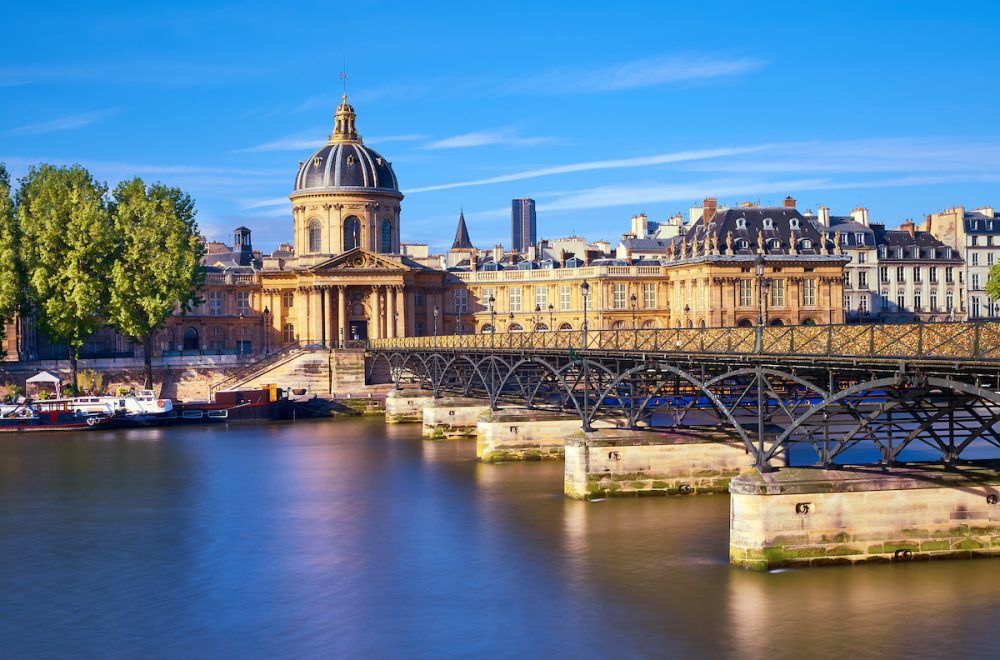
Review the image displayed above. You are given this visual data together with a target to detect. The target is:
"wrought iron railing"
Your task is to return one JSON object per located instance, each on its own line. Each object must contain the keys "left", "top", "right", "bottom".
{"left": 369, "top": 322, "right": 1000, "bottom": 362}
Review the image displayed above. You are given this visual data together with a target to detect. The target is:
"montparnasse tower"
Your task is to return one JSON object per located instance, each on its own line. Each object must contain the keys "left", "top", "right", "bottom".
{"left": 289, "top": 95, "right": 403, "bottom": 264}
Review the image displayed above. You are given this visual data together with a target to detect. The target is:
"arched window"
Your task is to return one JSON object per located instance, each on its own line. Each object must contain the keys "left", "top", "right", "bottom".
{"left": 641, "top": 320, "right": 657, "bottom": 329}
{"left": 508, "top": 323, "right": 524, "bottom": 332}
{"left": 736, "top": 318, "right": 754, "bottom": 327}
{"left": 480, "top": 324, "right": 494, "bottom": 333}
{"left": 769, "top": 319, "right": 785, "bottom": 326}
{"left": 534, "top": 323, "right": 549, "bottom": 332}
{"left": 611, "top": 320, "right": 626, "bottom": 330}
{"left": 380, "top": 218, "right": 393, "bottom": 253}
{"left": 308, "top": 219, "right": 322, "bottom": 253}
{"left": 736, "top": 239, "right": 750, "bottom": 250}
{"left": 763, "top": 217, "right": 774, "bottom": 230}
{"left": 182, "top": 327, "right": 199, "bottom": 351}
{"left": 736, "top": 217, "right": 747, "bottom": 229}
{"left": 801, "top": 318, "right": 817, "bottom": 326}
{"left": 282, "top": 323, "right": 295, "bottom": 343}
{"left": 768, "top": 239, "right": 782, "bottom": 250}
{"left": 558, "top": 322, "right": 574, "bottom": 331}
{"left": 799, "top": 238, "right": 813, "bottom": 249}
{"left": 789, "top": 218, "right": 800, "bottom": 230}
{"left": 343, "top": 216, "right": 361, "bottom": 251}
{"left": 282, "top": 291, "right": 294, "bottom": 309}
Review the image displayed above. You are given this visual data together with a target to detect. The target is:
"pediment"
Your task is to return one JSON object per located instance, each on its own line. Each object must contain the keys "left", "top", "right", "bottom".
{"left": 308, "top": 248, "right": 412, "bottom": 273}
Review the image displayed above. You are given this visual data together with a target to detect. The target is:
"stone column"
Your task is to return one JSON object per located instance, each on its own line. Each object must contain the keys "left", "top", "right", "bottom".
{"left": 386, "top": 286, "right": 396, "bottom": 338}
{"left": 327, "top": 287, "right": 337, "bottom": 348}
{"left": 397, "top": 286, "right": 407, "bottom": 338}
{"left": 296, "top": 287, "right": 309, "bottom": 344}
{"left": 372, "top": 286, "right": 382, "bottom": 340}
{"left": 338, "top": 286, "right": 348, "bottom": 347}
{"left": 318, "top": 287, "right": 327, "bottom": 346}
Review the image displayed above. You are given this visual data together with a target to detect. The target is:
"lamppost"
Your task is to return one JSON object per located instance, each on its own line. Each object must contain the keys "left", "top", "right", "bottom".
{"left": 433, "top": 305, "right": 439, "bottom": 347}
{"left": 547, "top": 303, "right": 554, "bottom": 331}
{"left": 534, "top": 304, "right": 542, "bottom": 332}
{"left": 457, "top": 306, "right": 463, "bottom": 336}
{"left": 581, "top": 280, "right": 590, "bottom": 350}
{"left": 508, "top": 311, "right": 515, "bottom": 331}
{"left": 394, "top": 311, "right": 399, "bottom": 339}
{"left": 238, "top": 312, "right": 244, "bottom": 356}
{"left": 262, "top": 306, "right": 270, "bottom": 355}
{"left": 488, "top": 294, "right": 496, "bottom": 348}
{"left": 629, "top": 292, "right": 638, "bottom": 346}
{"left": 754, "top": 254, "right": 771, "bottom": 353}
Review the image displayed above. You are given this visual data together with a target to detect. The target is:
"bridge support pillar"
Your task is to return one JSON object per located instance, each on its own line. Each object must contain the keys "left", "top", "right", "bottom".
{"left": 564, "top": 429, "right": 757, "bottom": 500}
{"left": 385, "top": 389, "right": 434, "bottom": 424}
{"left": 730, "top": 462, "right": 1000, "bottom": 571}
{"left": 476, "top": 410, "right": 584, "bottom": 462}
{"left": 422, "top": 396, "right": 492, "bottom": 439}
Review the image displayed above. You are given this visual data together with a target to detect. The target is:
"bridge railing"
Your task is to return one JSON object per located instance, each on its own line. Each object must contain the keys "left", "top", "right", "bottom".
{"left": 370, "top": 321, "right": 1000, "bottom": 362}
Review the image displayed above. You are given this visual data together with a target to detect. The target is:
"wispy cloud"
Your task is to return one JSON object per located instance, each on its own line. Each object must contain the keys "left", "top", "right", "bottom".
{"left": 236, "top": 131, "right": 426, "bottom": 153}
{"left": 508, "top": 54, "right": 766, "bottom": 95}
{"left": 422, "top": 127, "right": 554, "bottom": 150}
{"left": 240, "top": 197, "right": 290, "bottom": 210}
{"left": 0, "top": 62, "right": 247, "bottom": 88}
{"left": 4, "top": 108, "right": 122, "bottom": 136}
{"left": 405, "top": 144, "right": 775, "bottom": 193}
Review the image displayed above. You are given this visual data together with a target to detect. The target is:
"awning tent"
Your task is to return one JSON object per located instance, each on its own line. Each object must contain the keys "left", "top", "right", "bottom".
{"left": 26, "top": 371, "right": 62, "bottom": 397}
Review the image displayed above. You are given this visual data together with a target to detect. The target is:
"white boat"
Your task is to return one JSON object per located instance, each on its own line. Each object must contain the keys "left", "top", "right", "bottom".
{"left": 49, "top": 391, "right": 174, "bottom": 417}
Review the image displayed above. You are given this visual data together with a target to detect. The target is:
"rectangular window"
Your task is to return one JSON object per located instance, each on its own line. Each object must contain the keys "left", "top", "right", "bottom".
{"left": 972, "top": 273, "right": 980, "bottom": 290}
{"left": 973, "top": 296, "right": 981, "bottom": 318}
{"left": 509, "top": 287, "right": 522, "bottom": 312}
{"left": 209, "top": 291, "right": 223, "bottom": 316}
{"left": 844, "top": 295, "right": 852, "bottom": 312}
{"left": 930, "top": 267, "right": 938, "bottom": 283}
{"left": 897, "top": 293, "right": 905, "bottom": 310}
{"left": 453, "top": 289, "right": 468, "bottom": 314}
{"left": 857, "top": 251, "right": 866, "bottom": 264}
{"left": 913, "top": 267, "right": 922, "bottom": 283}
{"left": 989, "top": 253, "right": 996, "bottom": 267}
{"left": 930, "top": 294, "right": 938, "bottom": 312}
{"left": 739, "top": 279, "right": 753, "bottom": 307}
{"left": 972, "top": 252, "right": 980, "bottom": 266}
{"left": 972, "top": 236, "right": 979, "bottom": 246}
{"left": 946, "top": 293, "right": 954, "bottom": 311}
{"left": 843, "top": 272, "right": 851, "bottom": 289}
{"left": 946, "top": 267, "right": 954, "bottom": 284}
{"left": 914, "top": 293, "right": 922, "bottom": 312}
{"left": 859, "top": 295, "right": 869, "bottom": 313}
{"left": 896, "top": 267, "right": 904, "bottom": 283}
{"left": 858, "top": 271, "right": 868, "bottom": 289}
{"left": 535, "top": 286, "right": 547, "bottom": 309}
{"left": 559, "top": 285, "right": 571, "bottom": 311}
{"left": 770, "top": 279, "right": 785, "bottom": 307}
{"left": 482, "top": 288, "right": 495, "bottom": 310}
{"left": 880, "top": 267, "right": 888, "bottom": 282}
{"left": 803, "top": 278, "right": 816, "bottom": 306}
{"left": 855, "top": 232, "right": 864, "bottom": 246}
{"left": 643, "top": 283, "right": 656, "bottom": 309}
{"left": 881, "top": 291, "right": 889, "bottom": 311}
{"left": 613, "top": 283, "right": 627, "bottom": 309}
{"left": 236, "top": 291, "right": 251, "bottom": 316}
{"left": 990, "top": 236, "right": 995, "bottom": 247}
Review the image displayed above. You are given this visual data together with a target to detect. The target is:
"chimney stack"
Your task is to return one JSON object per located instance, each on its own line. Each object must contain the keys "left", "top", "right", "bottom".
{"left": 901, "top": 219, "right": 916, "bottom": 238}
{"left": 783, "top": 196, "right": 797, "bottom": 209}
{"left": 703, "top": 197, "right": 718, "bottom": 224}
{"left": 493, "top": 244, "right": 503, "bottom": 263}
{"left": 851, "top": 207, "right": 870, "bottom": 227}
{"left": 817, "top": 205, "right": 830, "bottom": 227}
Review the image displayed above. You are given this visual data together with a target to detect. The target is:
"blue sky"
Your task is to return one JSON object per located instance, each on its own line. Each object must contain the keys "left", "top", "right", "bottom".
{"left": 2, "top": 0, "right": 1000, "bottom": 253}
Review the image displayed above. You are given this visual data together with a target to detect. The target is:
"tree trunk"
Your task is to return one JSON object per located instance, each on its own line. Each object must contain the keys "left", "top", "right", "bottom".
{"left": 143, "top": 334, "right": 154, "bottom": 390}
{"left": 69, "top": 345, "right": 78, "bottom": 393}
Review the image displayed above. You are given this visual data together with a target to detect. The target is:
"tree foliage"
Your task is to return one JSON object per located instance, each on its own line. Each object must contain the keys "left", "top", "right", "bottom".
{"left": 986, "top": 263, "right": 1000, "bottom": 304}
{"left": 0, "top": 164, "right": 22, "bottom": 324}
{"left": 107, "top": 178, "right": 205, "bottom": 387}
{"left": 17, "top": 164, "right": 115, "bottom": 387}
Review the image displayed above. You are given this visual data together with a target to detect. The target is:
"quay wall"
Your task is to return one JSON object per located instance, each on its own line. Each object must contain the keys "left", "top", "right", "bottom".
{"left": 730, "top": 463, "right": 1000, "bottom": 570}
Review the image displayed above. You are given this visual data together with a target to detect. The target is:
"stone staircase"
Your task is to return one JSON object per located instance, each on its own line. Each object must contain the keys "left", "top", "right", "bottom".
{"left": 212, "top": 347, "right": 371, "bottom": 396}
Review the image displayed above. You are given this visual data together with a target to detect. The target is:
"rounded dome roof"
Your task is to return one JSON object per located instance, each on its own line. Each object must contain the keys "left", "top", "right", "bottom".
{"left": 293, "top": 142, "right": 399, "bottom": 194}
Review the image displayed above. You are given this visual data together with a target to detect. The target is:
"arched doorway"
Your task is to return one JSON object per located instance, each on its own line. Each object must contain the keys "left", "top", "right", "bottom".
{"left": 801, "top": 318, "right": 817, "bottom": 326}
{"left": 182, "top": 327, "right": 199, "bottom": 351}
{"left": 736, "top": 318, "right": 754, "bottom": 327}
{"left": 769, "top": 319, "right": 785, "bottom": 326}
{"left": 344, "top": 216, "right": 361, "bottom": 251}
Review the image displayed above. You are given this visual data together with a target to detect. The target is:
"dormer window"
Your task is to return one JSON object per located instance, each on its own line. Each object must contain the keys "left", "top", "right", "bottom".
{"left": 789, "top": 218, "right": 800, "bottom": 230}
{"left": 896, "top": 247, "right": 903, "bottom": 259}
{"left": 799, "top": 238, "right": 813, "bottom": 249}
{"left": 855, "top": 232, "right": 864, "bottom": 246}
{"left": 946, "top": 248, "right": 953, "bottom": 259}
{"left": 736, "top": 217, "right": 747, "bottom": 229}
{"left": 763, "top": 217, "right": 774, "bottom": 230}
{"left": 879, "top": 245, "right": 887, "bottom": 258}
{"left": 736, "top": 238, "right": 749, "bottom": 250}
{"left": 768, "top": 239, "right": 781, "bottom": 250}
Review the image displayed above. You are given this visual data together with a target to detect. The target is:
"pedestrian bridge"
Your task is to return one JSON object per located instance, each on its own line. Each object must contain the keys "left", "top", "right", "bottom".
{"left": 369, "top": 322, "right": 1000, "bottom": 469}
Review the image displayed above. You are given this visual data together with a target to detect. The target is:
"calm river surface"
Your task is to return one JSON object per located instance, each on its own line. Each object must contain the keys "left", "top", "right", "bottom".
{"left": 1, "top": 418, "right": 998, "bottom": 659}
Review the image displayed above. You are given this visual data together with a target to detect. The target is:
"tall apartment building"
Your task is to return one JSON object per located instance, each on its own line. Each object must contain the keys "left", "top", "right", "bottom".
{"left": 511, "top": 197, "right": 536, "bottom": 253}
{"left": 922, "top": 205, "right": 1000, "bottom": 319}
{"left": 819, "top": 207, "right": 878, "bottom": 321}
{"left": 875, "top": 220, "right": 965, "bottom": 322}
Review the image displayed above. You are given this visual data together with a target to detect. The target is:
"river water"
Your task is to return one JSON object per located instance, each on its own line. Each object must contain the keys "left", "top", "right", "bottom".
{"left": 1, "top": 418, "right": 998, "bottom": 659}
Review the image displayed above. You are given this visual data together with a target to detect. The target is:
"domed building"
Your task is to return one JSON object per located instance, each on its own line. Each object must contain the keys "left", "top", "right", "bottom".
{"left": 256, "top": 95, "right": 448, "bottom": 347}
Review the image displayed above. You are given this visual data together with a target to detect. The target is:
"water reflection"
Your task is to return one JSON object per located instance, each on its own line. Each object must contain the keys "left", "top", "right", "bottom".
{"left": 0, "top": 420, "right": 998, "bottom": 658}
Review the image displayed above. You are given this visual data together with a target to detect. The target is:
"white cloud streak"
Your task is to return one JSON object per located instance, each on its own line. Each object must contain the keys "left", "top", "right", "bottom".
{"left": 4, "top": 108, "right": 122, "bottom": 136}
{"left": 405, "top": 144, "right": 775, "bottom": 193}
{"left": 236, "top": 132, "right": 427, "bottom": 153}
{"left": 423, "top": 128, "right": 553, "bottom": 150}
{"left": 508, "top": 54, "right": 766, "bottom": 95}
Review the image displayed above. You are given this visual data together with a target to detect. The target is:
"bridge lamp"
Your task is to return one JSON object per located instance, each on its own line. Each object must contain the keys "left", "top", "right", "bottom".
{"left": 630, "top": 293, "right": 638, "bottom": 344}
{"left": 488, "top": 295, "right": 496, "bottom": 345}
{"left": 433, "top": 305, "right": 439, "bottom": 339}
{"left": 581, "top": 280, "right": 591, "bottom": 349}
{"left": 262, "top": 306, "right": 270, "bottom": 355}
{"left": 548, "top": 303, "right": 554, "bottom": 330}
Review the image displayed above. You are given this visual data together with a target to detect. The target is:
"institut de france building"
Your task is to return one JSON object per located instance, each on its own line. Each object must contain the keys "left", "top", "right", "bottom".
{"left": 8, "top": 97, "right": 855, "bottom": 361}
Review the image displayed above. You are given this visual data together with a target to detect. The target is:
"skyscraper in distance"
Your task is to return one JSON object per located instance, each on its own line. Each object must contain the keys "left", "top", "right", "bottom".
{"left": 511, "top": 197, "right": 536, "bottom": 253}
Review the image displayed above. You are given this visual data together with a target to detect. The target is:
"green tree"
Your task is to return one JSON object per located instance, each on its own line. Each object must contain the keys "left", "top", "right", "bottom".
{"left": 987, "top": 263, "right": 1000, "bottom": 308}
{"left": 0, "top": 164, "right": 23, "bottom": 332}
{"left": 17, "top": 164, "right": 115, "bottom": 390}
{"left": 108, "top": 178, "right": 205, "bottom": 389}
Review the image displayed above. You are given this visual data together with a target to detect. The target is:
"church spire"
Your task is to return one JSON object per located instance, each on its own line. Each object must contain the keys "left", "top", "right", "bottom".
{"left": 329, "top": 94, "right": 360, "bottom": 143}
{"left": 452, "top": 210, "right": 473, "bottom": 250}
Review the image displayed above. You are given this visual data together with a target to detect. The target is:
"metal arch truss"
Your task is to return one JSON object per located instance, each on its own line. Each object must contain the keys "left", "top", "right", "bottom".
{"left": 368, "top": 348, "right": 1000, "bottom": 469}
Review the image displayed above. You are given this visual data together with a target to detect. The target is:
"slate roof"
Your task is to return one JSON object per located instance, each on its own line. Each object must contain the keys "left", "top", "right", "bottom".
{"left": 452, "top": 211, "right": 474, "bottom": 250}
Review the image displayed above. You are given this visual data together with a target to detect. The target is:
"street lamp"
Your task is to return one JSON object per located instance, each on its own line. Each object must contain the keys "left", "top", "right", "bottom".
{"left": 581, "top": 280, "right": 590, "bottom": 350}
{"left": 754, "top": 254, "right": 771, "bottom": 353}
{"left": 547, "top": 303, "right": 554, "bottom": 331}
{"left": 534, "top": 304, "right": 542, "bottom": 332}
{"left": 488, "top": 294, "right": 496, "bottom": 348}
{"left": 394, "top": 311, "right": 399, "bottom": 340}
{"left": 629, "top": 292, "right": 638, "bottom": 346}
{"left": 238, "top": 312, "right": 244, "bottom": 356}
{"left": 508, "top": 311, "right": 515, "bottom": 331}
{"left": 262, "top": 306, "right": 270, "bottom": 355}
{"left": 433, "top": 305, "right": 439, "bottom": 346}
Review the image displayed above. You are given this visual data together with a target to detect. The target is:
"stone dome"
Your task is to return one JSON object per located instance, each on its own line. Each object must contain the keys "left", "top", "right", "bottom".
{"left": 292, "top": 94, "right": 401, "bottom": 196}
